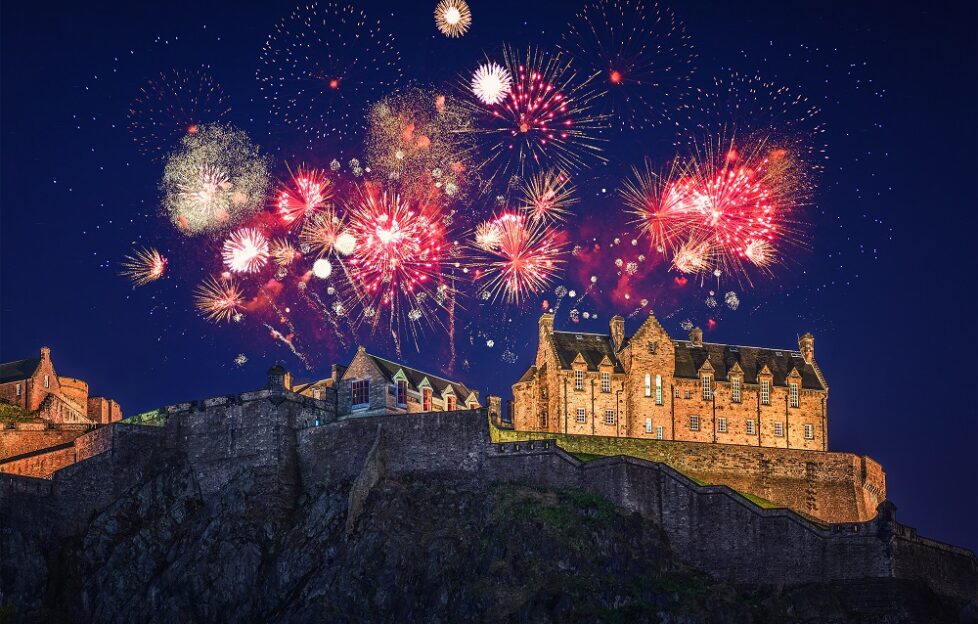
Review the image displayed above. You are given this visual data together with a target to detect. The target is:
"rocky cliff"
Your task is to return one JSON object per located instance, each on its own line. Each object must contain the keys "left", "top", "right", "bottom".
{"left": 3, "top": 445, "right": 973, "bottom": 624}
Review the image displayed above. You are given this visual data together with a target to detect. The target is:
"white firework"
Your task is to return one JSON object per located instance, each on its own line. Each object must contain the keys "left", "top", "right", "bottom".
{"left": 471, "top": 62, "right": 512, "bottom": 105}
{"left": 222, "top": 228, "right": 269, "bottom": 274}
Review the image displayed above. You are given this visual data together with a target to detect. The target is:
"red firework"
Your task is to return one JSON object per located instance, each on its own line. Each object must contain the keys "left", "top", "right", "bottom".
{"left": 275, "top": 167, "right": 333, "bottom": 227}
{"left": 473, "top": 212, "right": 565, "bottom": 304}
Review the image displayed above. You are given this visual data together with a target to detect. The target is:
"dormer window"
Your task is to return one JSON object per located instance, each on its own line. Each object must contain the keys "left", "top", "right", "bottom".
{"left": 396, "top": 379, "right": 407, "bottom": 406}
{"left": 731, "top": 377, "right": 742, "bottom": 403}
{"left": 655, "top": 375, "right": 663, "bottom": 405}
{"left": 760, "top": 379, "right": 771, "bottom": 405}
{"left": 574, "top": 370, "right": 584, "bottom": 391}
{"left": 446, "top": 395, "right": 456, "bottom": 411}
{"left": 352, "top": 379, "right": 370, "bottom": 408}
{"left": 701, "top": 375, "right": 712, "bottom": 401}
{"left": 600, "top": 372, "right": 611, "bottom": 393}
{"left": 422, "top": 387, "right": 432, "bottom": 411}
{"left": 789, "top": 382, "right": 799, "bottom": 408}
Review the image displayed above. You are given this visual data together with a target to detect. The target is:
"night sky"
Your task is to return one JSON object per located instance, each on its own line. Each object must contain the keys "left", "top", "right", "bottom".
{"left": 1, "top": 1, "right": 975, "bottom": 552}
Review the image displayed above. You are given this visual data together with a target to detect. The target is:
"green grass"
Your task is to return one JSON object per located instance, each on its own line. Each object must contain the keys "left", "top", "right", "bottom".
{"left": 0, "top": 402, "right": 34, "bottom": 424}
{"left": 572, "top": 452, "right": 607, "bottom": 462}
{"left": 123, "top": 409, "right": 167, "bottom": 427}
{"left": 734, "top": 490, "right": 779, "bottom": 509}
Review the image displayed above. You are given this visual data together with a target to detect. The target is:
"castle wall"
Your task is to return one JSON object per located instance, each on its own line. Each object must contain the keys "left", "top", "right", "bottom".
{"left": 86, "top": 396, "right": 123, "bottom": 424}
{"left": 0, "top": 423, "right": 90, "bottom": 460}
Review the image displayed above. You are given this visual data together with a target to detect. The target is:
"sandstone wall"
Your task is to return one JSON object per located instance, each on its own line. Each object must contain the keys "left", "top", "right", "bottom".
{"left": 0, "top": 424, "right": 90, "bottom": 460}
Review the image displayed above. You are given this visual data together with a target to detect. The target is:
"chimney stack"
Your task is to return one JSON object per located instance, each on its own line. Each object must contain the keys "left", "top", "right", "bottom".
{"left": 799, "top": 332, "right": 815, "bottom": 364}
{"left": 40, "top": 346, "right": 51, "bottom": 360}
{"left": 609, "top": 315, "right": 625, "bottom": 351}
{"left": 331, "top": 363, "right": 348, "bottom": 383}
{"left": 689, "top": 327, "right": 703, "bottom": 347}
{"left": 539, "top": 312, "right": 555, "bottom": 340}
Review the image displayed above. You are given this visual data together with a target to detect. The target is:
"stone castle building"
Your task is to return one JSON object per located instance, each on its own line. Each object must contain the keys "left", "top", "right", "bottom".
{"left": 0, "top": 347, "right": 122, "bottom": 425}
{"left": 512, "top": 312, "right": 827, "bottom": 450}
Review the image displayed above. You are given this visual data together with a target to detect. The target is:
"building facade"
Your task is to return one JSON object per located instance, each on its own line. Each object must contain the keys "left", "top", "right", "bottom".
{"left": 512, "top": 312, "right": 828, "bottom": 451}
{"left": 0, "top": 347, "right": 122, "bottom": 424}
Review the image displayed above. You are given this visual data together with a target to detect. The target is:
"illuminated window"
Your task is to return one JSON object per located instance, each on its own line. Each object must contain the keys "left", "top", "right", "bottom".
{"left": 644, "top": 374, "right": 652, "bottom": 397}
{"left": 446, "top": 395, "right": 456, "bottom": 411}
{"left": 15, "top": 383, "right": 21, "bottom": 396}
{"left": 702, "top": 375, "right": 712, "bottom": 400}
{"left": 689, "top": 415, "right": 700, "bottom": 431}
{"left": 396, "top": 380, "right": 407, "bottom": 406}
{"left": 540, "top": 409, "right": 548, "bottom": 428}
{"left": 422, "top": 387, "right": 432, "bottom": 411}
{"left": 731, "top": 378, "right": 741, "bottom": 403}
{"left": 43, "top": 375, "right": 50, "bottom": 389}
{"left": 789, "top": 383, "right": 799, "bottom": 408}
{"left": 774, "top": 422, "right": 784, "bottom": 437}
{"left": 674, "top": 387, "right": 680, "bottom": 399}
{"left": 655, "top": 375, "right": 663, "bottom": 405}
{"left": 574, "top": 370, "right": 584, "bottom": 391}
{"left": 717, "top": 417, "right": 727, "bottom": 433}
{"left": 645, "top": 418, "right": 652, "bottom": 433}
{"left": 760, "top": 380, "right": 771, "bottom": 405}
{"left": 804, "top": 424, "right": 814, "bottom": 439}
{"left": 656, "top": 426, "right": 664, "bottom": 440}
{"left": 604, "top": 410, "right": 615, "bottom": 425}
{"left": 352, "top": 380, "right": 370, "bottom": 408}
{"left": 576, "top": 408, "right": 586, "bottom": 423}
{"left": 312, "top": 388, "right": 323, "bottom": 400}
{"left": 601, "top": 372, "right": 611, "bottom": 393}
{"left": 746, "top": 419, "right": 756, "bottom": 435}
{"left": 469, "top": 402, "right": 479, "bottom": 410}
{"left": 684, "top": 389, "right": 691, "bottom": 400}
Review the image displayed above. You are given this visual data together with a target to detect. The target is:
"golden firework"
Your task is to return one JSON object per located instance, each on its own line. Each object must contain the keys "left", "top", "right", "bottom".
{"left": 194, "top": 276, "right": 244, "bottom": 323}
{"left": 120, "top": 247, "right": 168, "bottom": 286}
{"left": 434, "top": 0, "right": 472, "bottom": 38}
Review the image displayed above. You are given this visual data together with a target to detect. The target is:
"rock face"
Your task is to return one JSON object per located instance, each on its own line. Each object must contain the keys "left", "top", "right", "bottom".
{"left": 5, "top": 448, "right": 969, "bottom": 624}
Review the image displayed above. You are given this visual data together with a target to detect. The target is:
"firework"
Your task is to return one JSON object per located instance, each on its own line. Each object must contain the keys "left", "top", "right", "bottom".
{"left": 474, "top": 219, "right": 503, "bottom": 251}
{"left": 257, "top": 2, "right": 402, "bottom": 142}
{"left": 312, "top": 258, "right": 333, "bottom": 278}
{"left": 194, "top": 276, "right": 244, "bottom": 323}
{"left": 471, "top": 62, "right": 512, "bottom": 105}
{"left": 299, "top": 208, "right": 346, "bottom": 257}
{"left": 474, "top": 212, "right": 564, "bottom": 304}
{"left": 222, "top": 228, "right": 270, "bottom": 274}
{"left": 672, "top": 238, "right": 712, "bottom": 274}
{"left": 120, "top": 247, "right": 167, "bottom": 286}
{"left": 434, "top": 0, "right": 472, "bottom": 37}
{"left": 560, "top": 0, "right": 696, "bottom": 130}
{"left": 161, "top": 124, "right": 269, "bottom": 236}
{"left": 275, "top": 167, "right": 333, "bottom": 227}
{"left": 466, "top": 45, "right": 608, "bottom": 182}
{"left": 270, "top": 238, "right": 298, "bottom": 267}
{"left": 518, "top": 170, "right": 578, "bottom": 222}
{"left": 127, "top": 67, "right": 231, "bottom": 158}
{"left": 365, "top": 87, "right": 476, "bottom": 199}
{"left": 621, "top": 157, "right": 691, "bottom": 255}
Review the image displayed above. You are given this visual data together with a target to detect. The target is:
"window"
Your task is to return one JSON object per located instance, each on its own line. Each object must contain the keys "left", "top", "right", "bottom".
{"left": 644, "top": 374, "right": 652, "bottom": 397}
{"left": 469, "top": 402, "right": 479, "bottom": 410}
{"left": 789, "top": 383, "right": 799, "bottom": 408}
{"left": 15, "top": 383, "right": 21, "bottom": 396}
{"left": 731, "top": 378, "right": 741, "bottom": 403}
{"left": 601, "top": 372, "right": 611, "bottom": 393}
{"left": 396, "top": 380, "right": 407, "bottom": 406}
{"left": 446, "top": 395, "right": 456, "bottom": 411}
{"left": 645, "top": 418, "right": 652, "bottom": 433}
{"left": 674, "top": 388, "right": 681, "bottom": 399}
{"left": 804, "top": 424, "right": 814, "bottom": 439}
{"left": 43, "top": 375, "right": 50, "bottom": 389}
{"left": 746, "top": 419, "right": 756, "bottom": 435}
{"left": 574, "top": 370, "right": 584, "bottom": 391}
{"left": 774, "top": 422, "right": 784, "bottom": 437}
{"left": 717, "top": 417, "right": 727, "bottom": 433}
{"left": 689, "top": 415, "right": 700, "bottom": 431}
{"left": 576, "top": 408, "right": 586, "bottom": 423}
{"left": 312, "top": 388, "right": 323, "bottom": 400}
{"left": 760, "top": 379, "right": 771, "bottom": 405}
{"left": 684, "top": 389, "right": 691, "bottom": 400}
{"left": 422, "top": 387, "right": 432, "bottom": 411}
{"left": 701, "top": 375, "right": 712, "bottom": 400}
{"left": 655, "top": 375, "right": 663, "bottom": 405}
{"left": 352, "top": 379, "right": 370, "bottom": 408}
{"left": 604, "top": 410, "right": 615, "bottom": 425}
{"left": 540, "top": 409, "right": 548, "bottom": 428}
{"left": 656, "top": 426, "right": 664, "bottom": 440}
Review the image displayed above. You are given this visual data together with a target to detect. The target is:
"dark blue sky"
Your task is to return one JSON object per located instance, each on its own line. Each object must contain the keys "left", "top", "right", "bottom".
{"left": 2, "top": 1, "right": 975, "bottom": 552}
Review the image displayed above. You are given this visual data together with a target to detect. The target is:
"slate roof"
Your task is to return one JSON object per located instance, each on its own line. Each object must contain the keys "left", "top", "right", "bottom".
{"left": 550, "top": 331, "right": 625, "bottom": 373}
{"left": 515, "top": 366, "right": 537, "bottom": 384}
{"left": 0, "top": 357, "right": 40, "bottom": 384}
{"left": 364, "top": 352, "right": 479, "bottom": 400}
{"left": 674, "top": 341, "right": 823, "bottom": 390}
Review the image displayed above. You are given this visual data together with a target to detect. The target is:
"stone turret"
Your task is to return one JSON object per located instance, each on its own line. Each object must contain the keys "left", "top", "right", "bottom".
{"left": 799, "top": 332, "right": 815, "bottom": 364}
{"left": 609, "top": 315, "right": 625, "bottom": 351}
{"left": 539, "top": 313, "right": 554, "bottom": 341}
{"left": 267, "top": 364, "right": 291, "bottom": 391}
{"left": 689, "top": 327, "right": 703, "bottom": 347}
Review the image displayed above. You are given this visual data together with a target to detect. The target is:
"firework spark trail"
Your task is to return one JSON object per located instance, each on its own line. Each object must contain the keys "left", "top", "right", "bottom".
{"left": 257, "top": 2, "right": 402, "bottom": 142}
{"left": 466, "top": 44, "right": 609, "bottom": 183}
{"left": 120, "top": 247, "right": 168, "bottom": 286}
{"left": 474, "top": 212, "right": 565, "bottom": 305}
{"left": 128, "top": 67, "right": 231, "bottom": 158}
{"left": 263, "top": 323, "right": 312, "bottom": 369}
{"left": 301, "top": 288, "right": 350, "bottom": 347}
{"left": 560, "top": 0, "right": 697, "bottom": 130}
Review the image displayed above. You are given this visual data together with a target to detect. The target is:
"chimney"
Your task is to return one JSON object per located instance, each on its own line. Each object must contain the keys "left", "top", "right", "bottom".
{"left": 689, "top": 327, "right": 703, "bottom": 347}
{"left": 539, "top": 312, "right": 555, "bottom": 340}
{"left": 40, "top": 346, "right": 51, "bottom": 360}
{"left": 331, "top": 363, "right": 348, "bottom": 382}
{"left": 487, "top": 395, "right": 502, "bottom": 422}
{"left": 609, "top": 315, "right": 625, "bottom": 351}
{"left": 799, "top": 332, "right": 815, "bottom": 364}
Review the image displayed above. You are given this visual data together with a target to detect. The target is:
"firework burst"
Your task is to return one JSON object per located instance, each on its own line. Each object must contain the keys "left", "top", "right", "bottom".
{"left": 269, "top": 238, "right": 298, "bottom": 267}
{"left": 257, "top": 2, "right": 402, "bottom": 142}
{"left": 471, "top": 62, "right": 512, "bottom": 105}
{"left": 299, "top": 208, "right": 349, "bottom": 258}
{"left": 434, "top": 0, "right": 472, "bottom": 38}
{"left": 275, "top": 166, "right": 333, "bottom": 227}
{"left": 518, "top": 169, "right": 578, "bottom": 222}
{"left": 194, "top": 276, "right": 245, "bottom": 323}
{"left": 127, "top": 67, "right": 231, "bottom": 158}
{"left": 560, "top": 0, "right": 696, "bottom": 130}
{"left": 466, "top": 45, "right": 608, "bottom": 182}
{"left": 161, "top": 124, "right": 270, "bottom": 236}
{"left": 120, "top": 247, "right": 168, "bottom": 286}
{"left": 473, "top": 212, "right": 565, "bottom": 304}
{"left": 222, "top": 228, "right": 270, "bottom": 274}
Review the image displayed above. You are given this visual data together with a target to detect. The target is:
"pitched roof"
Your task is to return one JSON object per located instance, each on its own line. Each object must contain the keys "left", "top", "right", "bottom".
{"left": 363, "top": 352, "right": 479, "bottom": 400}
{"left": 0, "top": 357, "right": 40, "bottom": 384}
{"left": 550, "top": 331, "right": 625, "bottom": 373}
{"left": 674, "top": 341, "right": 824, "bottom": 390}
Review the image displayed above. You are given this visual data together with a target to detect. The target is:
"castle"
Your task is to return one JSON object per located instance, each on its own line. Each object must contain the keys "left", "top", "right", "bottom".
{"left": 513, "top": 312, "right": 826, "bottom": 450}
